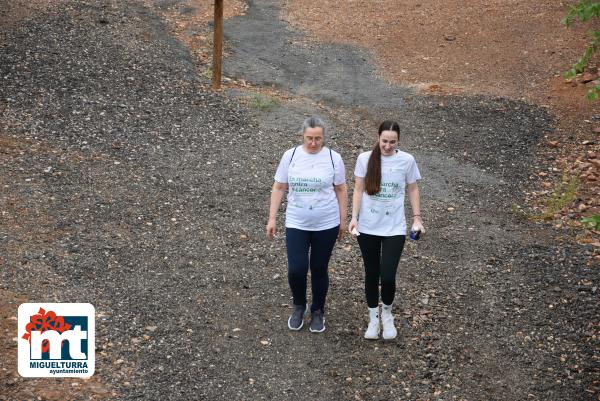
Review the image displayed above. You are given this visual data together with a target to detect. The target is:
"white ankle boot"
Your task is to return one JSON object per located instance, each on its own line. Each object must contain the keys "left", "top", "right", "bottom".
{"left": 364, "top": 306, "right": 380, "bottom": 339}
{"left": 381, "top": 304, "right": 397, "bottom": 340}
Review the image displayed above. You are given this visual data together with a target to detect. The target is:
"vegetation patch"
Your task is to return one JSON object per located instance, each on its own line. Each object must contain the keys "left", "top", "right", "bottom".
{"left": 245, "top": 92, "right": 281, "bottom": 111}
{"left": 581, "top": 214, "right": 600, "bottom": 230}
{"left": 514, "top": 171, "right": 580, "bottom": 222}
{"left": 563, "top": 1, "right": 600, "bottom": 100}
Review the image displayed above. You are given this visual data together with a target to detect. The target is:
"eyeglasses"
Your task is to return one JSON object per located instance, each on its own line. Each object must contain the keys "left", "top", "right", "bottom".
{"left": 305, "top": 136, "right": 323, "bottom": 143}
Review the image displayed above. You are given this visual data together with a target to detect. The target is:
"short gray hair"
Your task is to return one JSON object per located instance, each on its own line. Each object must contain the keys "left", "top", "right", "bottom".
{"left": 302, "top": 116, "right": 327, "bottom": 138}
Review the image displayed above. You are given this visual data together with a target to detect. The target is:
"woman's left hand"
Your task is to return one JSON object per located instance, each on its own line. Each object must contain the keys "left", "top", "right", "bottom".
{"left": 411, "top": 216, "right": 425, "bottom": 233}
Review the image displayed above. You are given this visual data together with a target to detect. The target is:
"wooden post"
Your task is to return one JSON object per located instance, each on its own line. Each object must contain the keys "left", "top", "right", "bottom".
{"left": 212, "top": 0, "right": 223, "bottom": 89}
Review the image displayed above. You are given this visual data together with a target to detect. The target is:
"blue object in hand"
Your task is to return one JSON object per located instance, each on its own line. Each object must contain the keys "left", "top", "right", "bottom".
{"left": 409, "top": 229, "right": 421, "bottom": 241}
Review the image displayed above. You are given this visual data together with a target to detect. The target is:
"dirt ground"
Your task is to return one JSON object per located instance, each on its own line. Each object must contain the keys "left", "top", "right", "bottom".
{"left": 155, "top": 0, "right": 599, "bottom": 242}
{"left": 279, "top": 0, "right": 600, "bottom": 245}
{"left": 1, "top": 0, "right": 599, "bottom": 400}
{"left": 282, "top": 1, "right": 590, "bottom": 101}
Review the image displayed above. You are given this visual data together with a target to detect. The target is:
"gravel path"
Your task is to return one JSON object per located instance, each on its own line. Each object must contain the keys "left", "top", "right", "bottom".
{"left": 1, "top": 1, "right": 598, "bottom": 400}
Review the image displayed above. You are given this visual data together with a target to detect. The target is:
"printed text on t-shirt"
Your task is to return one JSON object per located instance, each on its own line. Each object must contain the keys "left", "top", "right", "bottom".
{"left": 289, "top": 177, "right": 323, "bottom": 194}
{"left": 369, "top": 181, "right": 401, "bottom": 201}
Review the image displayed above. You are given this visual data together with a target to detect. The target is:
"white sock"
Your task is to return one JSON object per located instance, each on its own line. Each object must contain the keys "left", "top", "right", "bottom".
{"left": 368, "top": 306, "right": 379, "bottom": 321}
{"left": 364, "top": 306, "right": 381, "bottom": 339}
{"left": 382, "top": 303, "right": 393, "bottom": 319}
{"left": 381, "top": 303, "right": 397, "bottom": 340}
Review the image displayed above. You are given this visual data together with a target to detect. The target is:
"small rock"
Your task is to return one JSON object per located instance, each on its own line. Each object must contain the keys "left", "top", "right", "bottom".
{"left": 581, "top": 72, "right": 597, "bottom": 83}
{"left": 512, "top": 298, "right": 524, "bottom": 307}
{"left": 87, "top": 383, "right": 110, "bottom": 395}
{"left": 35, "top": 390, "right": 63, "bottom": 401}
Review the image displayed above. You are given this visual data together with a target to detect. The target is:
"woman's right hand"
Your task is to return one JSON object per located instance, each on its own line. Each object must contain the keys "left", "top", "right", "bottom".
{"left": 348, "top": 218, "right": 359, "bottom": 238}
{"left": 266, "top": 218, "right": 277, "bottom": 239}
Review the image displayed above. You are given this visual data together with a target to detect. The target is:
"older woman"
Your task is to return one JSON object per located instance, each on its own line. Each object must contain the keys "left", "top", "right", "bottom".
{"left": 266, "top": 116, "right": 347, "bottom": 333}
{"left": 348, "top": 120, "right": 424, "bottom": 340}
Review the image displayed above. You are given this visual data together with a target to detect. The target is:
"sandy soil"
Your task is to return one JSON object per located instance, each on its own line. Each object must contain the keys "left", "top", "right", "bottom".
{"left": 281, "top": 1, "right": 595, "bottom": 101}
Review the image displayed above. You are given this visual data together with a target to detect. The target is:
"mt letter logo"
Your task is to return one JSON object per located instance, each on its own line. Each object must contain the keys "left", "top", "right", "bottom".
{"left": 18, "top": 303, "right": 95, "bottom": 377}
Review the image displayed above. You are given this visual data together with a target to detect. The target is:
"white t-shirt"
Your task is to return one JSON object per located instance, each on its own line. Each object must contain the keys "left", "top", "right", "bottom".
{"left": 354, "top": 149, "right": 421, "bottom": 236}
{"left": 275, "top": 146, "right": 346, "bottom": 231}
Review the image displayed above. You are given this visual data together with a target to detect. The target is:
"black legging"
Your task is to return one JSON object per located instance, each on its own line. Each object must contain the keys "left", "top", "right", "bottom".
{"left": 357, "top": 233, "right": 406, "bottom": 308}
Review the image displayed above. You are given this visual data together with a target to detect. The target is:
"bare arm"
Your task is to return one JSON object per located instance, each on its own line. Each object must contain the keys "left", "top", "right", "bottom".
{"left": 266, "top": 181, "right": 288, "bottom": 239}
{"left": 334, "top": 183, "right": 348, "bottom": 240}
{"left": 407, "top": 182, "right": 425, "bottom": 232}
{"left": 348, "top": 176, "right": 364, "bottom": 237}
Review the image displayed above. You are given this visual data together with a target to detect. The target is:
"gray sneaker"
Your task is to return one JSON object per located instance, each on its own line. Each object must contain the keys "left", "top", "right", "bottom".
{"left": 288, "top": 303, "right": 307, "bottom": 330}
{"left": 309, "top": 309, "right": 326, "bottom": 333}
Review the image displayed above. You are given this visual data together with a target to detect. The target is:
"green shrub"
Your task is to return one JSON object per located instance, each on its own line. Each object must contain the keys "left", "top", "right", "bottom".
{"left": 563, "top": 1, "right": 600, "bottom": 101}
{"left": 581, "top": 215, "right": 600, "bottom": 230}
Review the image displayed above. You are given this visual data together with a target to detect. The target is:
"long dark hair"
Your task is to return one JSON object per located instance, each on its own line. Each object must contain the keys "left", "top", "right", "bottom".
{"left": 365, "top": 120, "right": 400, "bottom": 195}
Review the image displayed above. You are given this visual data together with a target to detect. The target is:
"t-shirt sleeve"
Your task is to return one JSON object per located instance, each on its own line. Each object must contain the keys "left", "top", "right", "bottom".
{"left": 274, "top": 149, "right": 292, "bottom": 183}
{"left": 354, "top": 153, "right": 367, "bottom": 178}
{"left": 333, "top": 152, "right": 346, "bottom": 186}
{"left": 406, "top": 156, "right": 421, "bottom": 184}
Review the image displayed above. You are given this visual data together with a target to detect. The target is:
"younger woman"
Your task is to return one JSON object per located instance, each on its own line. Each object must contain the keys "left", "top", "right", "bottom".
{"left": 348, "top": 121, "right": 424, "bottom": 340}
